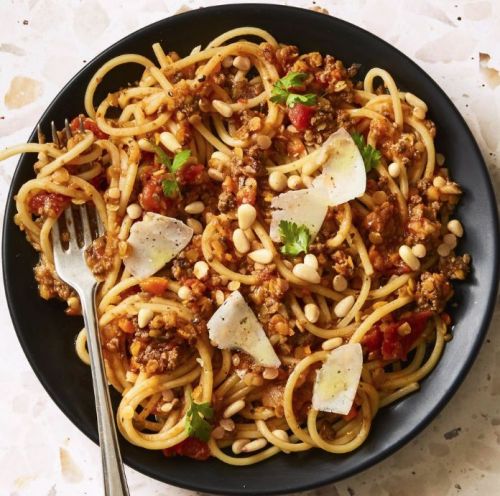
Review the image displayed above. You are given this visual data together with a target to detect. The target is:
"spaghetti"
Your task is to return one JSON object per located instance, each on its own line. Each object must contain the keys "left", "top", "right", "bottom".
{"left": 0, "top": 27, "right": 470, "bottom": 463}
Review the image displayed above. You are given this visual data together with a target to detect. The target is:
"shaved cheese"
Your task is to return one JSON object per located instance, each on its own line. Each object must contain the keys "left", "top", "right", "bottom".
{"left": 269, "top": 189, "right": 329, "bottom": 242}
{"left": 207, "top": 291, "right": 281, "bottom": 368}
{"left": 124, "top": 212, "right": 193, "bottom": 279}
{"left": 312, "top": 128, "right": 366, "bottom": 206}
{"left": 312, "top": 343, "right": 363, "bottom": 415}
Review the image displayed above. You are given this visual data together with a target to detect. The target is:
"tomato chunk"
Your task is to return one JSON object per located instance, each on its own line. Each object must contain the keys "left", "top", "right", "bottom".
{"left": 288, "top": 103, "right": 315, "bottom": 131}
{"left": 178, "top": 163, "right": 204, "bottom": 184}
{"left": 70, "top": 116, "right": 108, "bottom": 140}
{"left": 362, "top": 311, "right": 433, "bottom": 360}
{"left": 28, "top": 192, "right": 70, "bottom": 217}
{"left": 163, "top": 438, "right": 211, "bottom": 460}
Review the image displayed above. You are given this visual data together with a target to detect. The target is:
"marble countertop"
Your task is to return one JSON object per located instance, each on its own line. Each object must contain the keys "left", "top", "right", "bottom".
{"left": 1, "top": 1, "right": 499, "bottom": 495}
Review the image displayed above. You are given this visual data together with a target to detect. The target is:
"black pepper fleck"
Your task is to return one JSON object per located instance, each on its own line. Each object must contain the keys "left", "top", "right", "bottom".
{"left": 444, "top": 427, "right": 462, "bottom": 440}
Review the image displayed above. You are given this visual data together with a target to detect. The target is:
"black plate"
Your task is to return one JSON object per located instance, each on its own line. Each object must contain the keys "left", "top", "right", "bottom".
{"left": 3, "top": 4, "right": 499, "bottom": 495}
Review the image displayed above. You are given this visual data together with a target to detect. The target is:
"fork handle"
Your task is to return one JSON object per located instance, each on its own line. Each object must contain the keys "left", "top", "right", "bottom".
{"left": 80, "top": 285, "right": 130, "bottom": 496}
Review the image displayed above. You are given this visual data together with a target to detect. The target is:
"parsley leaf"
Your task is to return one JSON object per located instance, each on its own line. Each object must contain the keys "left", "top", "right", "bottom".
{"left": 286, "top": 93, "right": 317, "bottom": 107}
{"left": 278, "top": 72, "right": 309, "bottom": 90}
{"left": 151, "top": 143, "right": 172, "bottom": 168}
{"left": 171, "top": 149, "right": 191, "bottom": 173}
{"left": 270, "top": 72, "right": 316, "bottom": 107}
{"left": 185, "top": 398, "right": 214, "bottom": 442}
{"left": 279, "top": 220, "right": 311, "bottom": 256}
{"left": 351, "top": 133, "right": 381, "bottom": 172}
{"left": 162, "top": 179, "right": 179, "bottom": 198}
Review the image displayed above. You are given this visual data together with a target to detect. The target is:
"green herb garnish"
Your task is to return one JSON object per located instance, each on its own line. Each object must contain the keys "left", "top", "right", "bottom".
{"left": 185, "top": 398, "right": 214, "bottom": 442}
{"left": 351, "top": 133, "right": 381, "bottom": 172}
{"left": 279, "top": 220, "right": 311, "bottom": 256}
{"left": 152, "top": 143, "right": 172, "bottom": 168}
{"left": 161, "top": 179, "right": 179, "bottom": 198}
{"left": 271, "top": 72, "right": 317, "bottom": 107}
{"left": 171, "top": 149, "right": 191, "bottom": 172}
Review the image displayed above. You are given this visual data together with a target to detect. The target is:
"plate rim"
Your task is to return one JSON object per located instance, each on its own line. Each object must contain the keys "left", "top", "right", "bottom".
{"left": 3, "top": 4, "right": 500, "bottom": 494}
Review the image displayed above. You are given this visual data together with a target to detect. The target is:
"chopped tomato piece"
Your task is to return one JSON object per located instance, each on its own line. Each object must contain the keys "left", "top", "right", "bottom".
{"left": 139, "top": 177, "right": 174, "bottom": 214}
{"left": 362, "top": 311, "right": 433, "bottom": 360}
{"left": 70, "top": 115, "right": 108, "bottom": 139}
{"left": 163, "top": 438, "right": 211, "bottom": 460}
{"left": 288, "top": 103, "right": 315, "bottom": 131}
{"left": 28, "top": 192, "right": 70, "bottom": 217}
{"left": 117, "top": 318, "right": 136, "bottom": 334}
{"left": 178, "top": 163, "right": 204, "bottom": 184}
{"left": 140, "top": 277, "right": 169, "bottom": 295}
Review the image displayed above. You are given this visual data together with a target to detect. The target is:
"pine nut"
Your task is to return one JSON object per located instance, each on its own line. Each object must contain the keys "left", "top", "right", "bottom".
{"left": 432, "top": 176, "right": 446, "bottom": 188}
{"left": 440, "top": 183, "right": 461, "bottom": 195}
{"left": 223, "top": 400, "right": 245, "bottom": 418}
{"left": 211, "top": 426, "right": 225, "bottom": 440}
{"left": 215, "top": 289, "right": 225, "bottom": 306}
{"left": 177, "top": 286, "right": 192, "bottom": 300}
{"left": 160, "top": 402, "right": 174, "bottom": 413}
{"left": 322, "top": 337, "right": 344, "bottom": 351}
{"left": 241, "top": 438, "right": 267, "bottom": 453}
{"left": 372, "top": 190, "right": 387, "bottom": 205}
{"left": 268, "top": 171, "right": 287, "bottom": 192}
{"left": 272, "top": 429, "right": 289, "bottom": 442}
{"left": 159, "top": 131, "right": 181, "bottom": 152}
{"left": 222, "top": 55, "right": 234, "bottom": 68}
{"left": 212, "top": 99, "right": 234, "bottom": 118}
{"left": 138, "top": 138, "right": 156, "bottom": 152}
{"left": 437, "top": 243, "right": 451, "bottom": 257}
{"left": 436, "top": 153, "right": 446, "bottom": 166}
{"left": 249, "top": 248, "right": 273, "bottom": 264}
{"left": 443, "top": 233, "right": 457, "bottom": 248}
{"left": 388, "top": 162, "right": 401, "bottom": 178}
{"left": 255, "top": 134, "right": 272, "bottom": 150}
{"left": 398, "top": 245, "right": 420, "bottom": 271}
{"left": 263, "top": 367, "right": 279, "bottom": 380}
{"left": 208, "top": 168, "right": 225, "bottom": 181}
{"left": 412, "top": 244, "right": 427, "bottom": 259}
{"left": 185, "top": 201, "right": 205, "bottom": 214}
{"left": 108, "top": 187, "right": 120, "bottom": 200}
{"left": 334, "top": 295, "right": 355, "bottom": 318}
{"left": 233, "top": 228, "right": 250, "bottom": 253}
{"left": 232, "top": 439, "right": 250, "bottom": 454}
{"left": 138, "top": 308, "right": 154, "bottom": 328}
{"left": 52, "top": 167, "right": 70, "bottom": 184}
{"left": 220, "top": 418, "right": 235, "bottom": 431}
{"left": 447, "top": 219, "right": 464, "bottom": 237}
{"left": 333, "top": 274, "right": 348, "bottom": 292}
{"left": 304, "top": 303, "right": 320, "bottom": 323}
{"left": 126, "top": 203, "right": 142, "bottom": 220}
{"left": 405, "top": 92, "right": 428, "bottom": 112}
{"left": 67, "top": 296, "right": 80, "bottom": 310}
{"left": 228, "top": 280, "right": 241, "bottom": 291}
{"left": 193, "top": 261, "right": 209, "bottom": 280}
{"left": 233, "top": 55, "right": 251, "bottom": 71}
{"left": 237, "top": 204, "right": 257, "bottom": 230}
{"left": 293, "top": 263, "right": 321, "bottom": 284}
{"left": 186, "top": 218, "right": 203, "bottom": 234}
{"left": 211, "top": 151, "right": 231, "bottom": 163}
{"left": 287, "top": 175, "right": 303, "bottom": 190}
{"left": 413, "top": 106, "right": 426, "bottom": 120}
{"left": 303, "top": 254, "right": 318, "bottom": 270}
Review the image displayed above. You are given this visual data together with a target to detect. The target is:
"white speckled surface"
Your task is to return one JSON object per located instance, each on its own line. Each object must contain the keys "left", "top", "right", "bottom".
{"left": 0, "top": 1, "right": 499, "bottom": 495}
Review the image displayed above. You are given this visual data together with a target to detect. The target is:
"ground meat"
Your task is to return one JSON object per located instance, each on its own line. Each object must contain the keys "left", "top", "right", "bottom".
{"left": 363, "top": 196, "right": 402, "bottom": 243}
{"left": 85, "top": 236, "right": 114, "bottom": 277}
{"left": 262, "top": 383, "right": 286, "bottom": 417}
{"left": 331, "top": 250, "right": 355, "bottom": 278}
{"left": 439, "top": 254, "right": 471, "bottom": 280}
{"left": 136, "top": 341, "right": 186, "bottom": 374}
{"left": 405, "top": 199, "right": 441, "bottom": 247}
{"left": 369, "top": 245, "right": 408, "bottom": 275}
{"left": 415, "top": 272, "right": 453, "bottom": 313}
{"left": 34, "top": 258, "right": 75, "bottom": 301}
{"left": 217, "top": 191, "right": 236, "bottom": 213}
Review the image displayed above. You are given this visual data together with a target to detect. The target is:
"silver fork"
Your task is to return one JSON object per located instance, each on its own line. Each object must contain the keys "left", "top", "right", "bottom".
{"left": 51, "top": 172, "right": 129, "bottom": 493}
